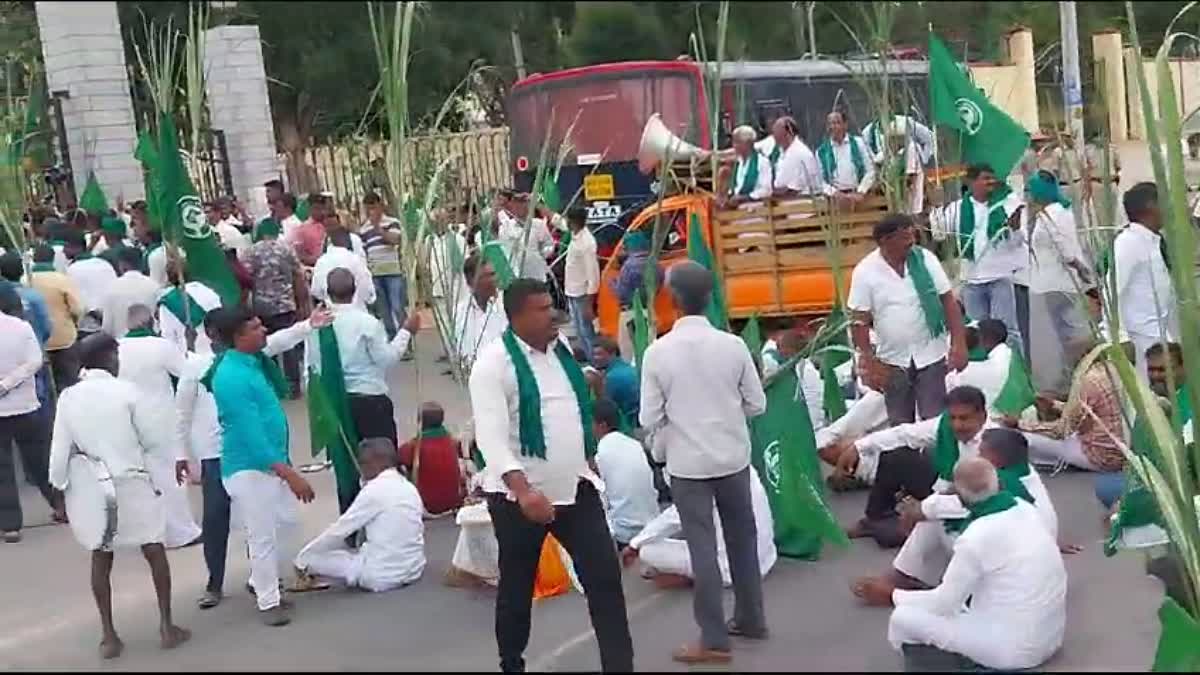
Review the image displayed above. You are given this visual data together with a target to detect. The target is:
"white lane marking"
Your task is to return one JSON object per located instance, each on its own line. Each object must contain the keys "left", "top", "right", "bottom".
{"left": 528, "top": 587, "right": 669, "bottom": 672}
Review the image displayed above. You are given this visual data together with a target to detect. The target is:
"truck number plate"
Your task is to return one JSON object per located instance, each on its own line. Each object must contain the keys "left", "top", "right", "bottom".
{"left": 584, "top": 174, "right": 615, "bottom": 201}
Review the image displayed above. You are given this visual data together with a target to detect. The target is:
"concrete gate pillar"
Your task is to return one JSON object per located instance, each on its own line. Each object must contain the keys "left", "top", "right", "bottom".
{"left": 1092, "top": 30, "right": 1128, "bottom": 142}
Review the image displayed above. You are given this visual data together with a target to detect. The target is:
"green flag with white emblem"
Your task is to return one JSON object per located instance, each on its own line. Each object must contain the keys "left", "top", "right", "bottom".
{"left": 138, "top": 113, "right": 239, "bottom": 306}
{"left": 929, "top": 34, "right": 1029, "bottom": 178}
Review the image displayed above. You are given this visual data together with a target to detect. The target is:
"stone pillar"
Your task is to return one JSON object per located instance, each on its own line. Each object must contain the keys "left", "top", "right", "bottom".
{"left": 1092, "top": 30, "right": 1127, "bottom": 141}
{"left": 36, "top": 0, "right": 143, "bottom": 202}
{"left": 1005, "top": 26, "right": 1040, "bottom": 133}
{"left": 1125, "top": 46, "right": 1149, "bottom": 140}
{"left": 203, "top": 24, "right": 279, "bottom": 215}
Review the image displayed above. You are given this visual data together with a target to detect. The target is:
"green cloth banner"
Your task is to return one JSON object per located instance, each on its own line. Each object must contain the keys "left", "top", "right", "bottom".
{"left": 993, "top": 348, "right": 1037, "bottom": 417}
{"left": 78, "top": 172, "right": 109, "bottom": 214}
{"left": 686, "top": 212, "right": 728, "bottom": 331}
{"left": 307, "top": 326, "right": 361, "bottom": 512}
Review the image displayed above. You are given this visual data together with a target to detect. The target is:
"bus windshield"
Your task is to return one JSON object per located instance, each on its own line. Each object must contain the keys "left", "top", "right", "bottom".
{"left": 508, "top": 65, "right": 705, "bottom": 167}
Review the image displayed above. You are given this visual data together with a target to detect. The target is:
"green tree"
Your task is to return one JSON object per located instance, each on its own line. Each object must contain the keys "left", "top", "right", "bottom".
{"left": 565, "top": 2, "right": 671, "bottom": 66}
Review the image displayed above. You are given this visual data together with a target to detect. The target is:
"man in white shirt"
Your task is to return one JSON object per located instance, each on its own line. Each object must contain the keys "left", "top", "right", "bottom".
{"left": 157, "top": 262, "right": 223, "bottom": 356}
{"left": 469, "top": 278, "right": 633, "bottom": 673}
{"left": 48, "top": 333, "right": 191, "bottom": 659}
{"left": 0, "top": 289, "right": 62, "bottom": 542}
{"left": 453, "top": 253, "right": 508, "bottom": 376}
{"left": 311, "top": 230, "right": 376, "bottom": 310}
{"left": 856, "top": 457, "right": 1066, "bottom": 672}
{"left": 63, "top": 230, "right": 118, "bottom": 320}
{"left": 639, "top": 261, "right": 768, "bottom": 664}
{"left": 295, "top": 438, "right": 426, "bottom": 592}
{"left": 824, "top": 386, "right": 994, "bottom": 548}
{"left": 426, "top": 213, "right": 469, "bottom": 352}
{"left": 497, "top": 194, "right": 555, "bottom": 281}
{"left": 308, "top": 268, "right": 419, "bottom": 451}
{"left": 209, "top": 200, "right": 250, "bottom": 259}
{"left": 817, "top": 111, "right": 876, "bottom": 202}
{"left": 863, "top": 114, "right": 936, "bottom": 167}
{"left": 622, "top": 465, "right": 775, "bottom": 589}
{"left": 761, "top": 328, "right": 827, "bottom": 430}
{"left": 930, "top": 164, "right": 1027, "bottom": 353}
{"left": 847, "top": 214, "right": 968, "bottom": 425}
{"left": 770, "top": 116, "right": 824, "bottom": 197}
{"left": 269, "top": 192, "right": 304, "bottom": 245}
{"left": 563, "top": 208, "right": 600, "bottom": 358}
{"left": 102, "top": 247, "right": 161, "bottom": 339}
{"left": 591, "top": 398, "right": 659, "bottom": 548}
{"left": 118, "top": 305, "right": 202, "bottom": 549}
{"left": 726, "top": 125, "right": 773, "bottom": 204}
{"left": 1115, "top": 182, "right": 1177, "bottom": 379}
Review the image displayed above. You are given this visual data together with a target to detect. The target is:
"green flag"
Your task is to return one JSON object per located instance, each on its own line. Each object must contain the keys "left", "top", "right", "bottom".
{"left": 536, "top": 170, "right": 562, "bottom": 212}
{"left": 78, "top": 172, "right": 109, "bottom": 214}
{"left": 631, "top": 292, "right": 650, "bottom": 373}
{"left": 929, "top": 34, "right": 1029, "bottom": 178}
{"left": 814, "top": 304, "right": 852, "bottom": 423}
{"left": 134, "top": 132, "right": 163, "bottom": 230}
{"left": 686, "top": 212, "right": 728, "bottom": 331}
{"left": 750, "top": 365, "right": 850, "bottom": 559}
{"left": 993, "top": 348, "right": 1037, "bottom": 417}
{"left": 1154, "top": 597, "right": 1200, "bottom": 671}
{"left": 140, "top": 113, "right": 240, "bottom": 306}
{"left": 740, "top": 313, "right": 762, "bottom": 370}
{"left": 307, "top": 326, "right": 361, "bottom": 512}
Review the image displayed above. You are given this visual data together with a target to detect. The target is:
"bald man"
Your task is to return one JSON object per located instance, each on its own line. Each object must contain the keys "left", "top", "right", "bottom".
{"left": 398, "top": 402, "right": 467, "bottom": 516}
{"left": 294, "top": 438, "right": 426, "bottom": 591}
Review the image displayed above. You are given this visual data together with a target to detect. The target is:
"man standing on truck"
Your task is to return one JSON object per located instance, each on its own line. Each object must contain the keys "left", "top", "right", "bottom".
{"left": 770, "top": 116, "right": 825, "bottom": 197}
{"left": 724, "top": 126, "right": 773, "bottom": 205}
{"left": 847, "top": 213, "right": 968, "bottom": 425}
{"left": 818, "top": 111, "right": 876, "bottom": 203}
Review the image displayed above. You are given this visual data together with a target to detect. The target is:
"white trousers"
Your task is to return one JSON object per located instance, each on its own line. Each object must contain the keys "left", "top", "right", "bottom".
{"left": 1023, "top": 432, "right": 1098, "bottom": 471}
{"left": 892, "top": 520, "right": 954, "bottom": 587}
{"left": 639, "top": 538, "right": 735, "bottom": 587}
{"left": 146, "top": 455, "right": 201, "bottom": 549}
{"left": 224, "top": 470, "right": 299, "bottom": 610}
{"left": 889, "top": 606, "right": 1044, "bottom": 671}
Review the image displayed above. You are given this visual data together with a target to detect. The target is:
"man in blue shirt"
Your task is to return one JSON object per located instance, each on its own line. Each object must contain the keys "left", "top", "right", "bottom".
{"left": 609, "top": 230, "right": 663, "bottom": 363}
{"left": 208, "top": 306, "right": 318, "bottom": 627}
{"left": 0, "top": 252, "right": 52, "bottom": 344}
{"left": 592, "top": 335, "right": 639, "bottom": 428}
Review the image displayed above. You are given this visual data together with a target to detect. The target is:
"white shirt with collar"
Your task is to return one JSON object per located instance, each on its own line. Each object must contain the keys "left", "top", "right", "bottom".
{"left": 156, "top": 281, "right": 223, "bottom": 356}
{"left": 68, "top": 257, "right": 118, "bottom": 313}
{"left": 311, "top": 245, "right": 377, "bottom": 310}
{"left": 294, "top": 467, "right": 426, "bottom": 592}
{"left": 499, "top": 214, "right": 554, "bottom": 281}
{"left": 469, "top": 333, "right": 601, "bottom": 505}
{"left": 945, "top": 343, "right": 1012, "bottom": 415}
{"left": 846, "top": 247, "right": 952, "bottom": 370}
{"left": 930, "top": 191, "right": 1025, "bottom": 284}
{"left": 305, "top": 303, "right": 412, "bottom": 397}
{"left": 101, "top": 270, "right": 162, "bottom": 338}
{"left": 563, "top": 227, "right": 600, "bottom": 298}
{"left": 821, "top": 134, "right": 877, "bottom": 194}
{"left": 888, "top": 501, "right": 1067, "bottom": 671}
{"left": 732, "top": 149, "right": 774, "bottom": 200}
{"left": 594, "top": 430, "right": 660, "bottom": 544}
{"left": 216, "top": 220, "right": 251, "bottom": 259}
{"left": 772, "top": 137, "right": 825, "bottom": 195}
{"left": 453, "top": 293, "right": 509, "bottom": 372}
{"left": 1114, "top": 221, "right": 1177, "bottom": 341}
{"left": 640, "top": 315, "right": 767, "bottom": 480}
{"left": 146, "top": 245, "right": 183, "bottom": 289}
{"left": 852, "top": 415, "right": 997, "bottom": 487}
{"left": 426, "top": 230, "right": 468, "bottom": 300}
{"left": 0, "top": 314, "right": 42, "bottom": 418}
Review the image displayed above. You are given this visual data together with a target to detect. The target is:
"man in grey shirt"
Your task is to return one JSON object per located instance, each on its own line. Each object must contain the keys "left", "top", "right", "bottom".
{"left": 639, "top": 261, "right": 768, "bottom": 665}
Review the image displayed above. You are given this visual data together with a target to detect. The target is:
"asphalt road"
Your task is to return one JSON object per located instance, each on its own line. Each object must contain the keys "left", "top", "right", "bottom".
{"left": 4, "top": 328, "right": 1164, "bottom": 672}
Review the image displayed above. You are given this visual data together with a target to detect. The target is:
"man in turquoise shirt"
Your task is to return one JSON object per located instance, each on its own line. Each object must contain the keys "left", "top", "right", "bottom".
{"left": 593, "top": 335, "right": 640, "bottom": 427}
{"left": 208, "top": 306, "right": 320, "bottom": 627}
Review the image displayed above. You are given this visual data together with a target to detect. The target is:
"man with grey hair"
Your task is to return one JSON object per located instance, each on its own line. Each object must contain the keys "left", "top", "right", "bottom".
{"left": 856, "top": 457, "right": 1067, "bottom": 672}
{"left": 640, "top": 260, "right": 768, "bottom": 664}
{"left": 725, "top": 125, "right": 772, "bottom": 205}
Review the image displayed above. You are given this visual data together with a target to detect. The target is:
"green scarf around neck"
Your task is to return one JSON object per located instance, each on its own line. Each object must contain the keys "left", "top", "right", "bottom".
{"left": 768, "top": 143, "right": 782, "bottom": 169}
{"left": 736, "top": 151, "right": 761, "bottom": 197}
{"left": 124, "top": 327, "right": 158, "bottom": 339}
{"left": 931, "top": 413, "right": 962, "bottom": 482}
{"left": 420, "top": 425, "right": 450, "bottom": 439}
{"left": 158, "top": 286, "right": 209, "bottom": 330}
{"left": 968, "top": 345, "right": 990, "bottom": 362}
{"left": 501, "top": 329, "right": 597, "bottom": 460}
{"left": 30, "top": 262, "right": 56, "bottom": 273}
{"left": 949, "top": 490, "right": 1019, "bottom": 533}
{"left": 817, "top": 135, "right": 866, "bottom": 186}
{"left": 958, "top": 186, "right": 1013, "bottom": 262}
{"left": 200, "top": 349, "right": 291, "bottom": 399}
{"left": 904, "top": 247, "right": 948, "bottom": 337}
{"left": 945, "top": 463, "right": 1033, "bottom": 534}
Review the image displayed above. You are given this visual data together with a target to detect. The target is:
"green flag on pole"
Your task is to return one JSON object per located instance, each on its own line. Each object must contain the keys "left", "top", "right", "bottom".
{"left": 750, "top": 365, "right": 850, "bottom": 559}
{"left": 992, "top": 348, "right": 1037, "bottom": 417}
{"left": 929, "top": 34, "right": 1030, "bottom": 178}
{"left": 307, "top": 325, "right": 361, "bottom": 512}
{"left": 686, "top": 212, "right": 728, "bottom": 331}
{"left": 536, "top": 170, "right": 562, "bottom": 213}
{"left": 78, "top": 172, "right": 109, "bottom": 214}
{"left": 631, "top": 292, "right": 650, "bottom": 374}
{"left": 139, "top": 113, "right": 240, "bottom": 306}
{"left": 740, "top": 313, "right": 762, "bottom": 369}
{"left": 1153, "top": 596, "right": 1200, "bottom": 671}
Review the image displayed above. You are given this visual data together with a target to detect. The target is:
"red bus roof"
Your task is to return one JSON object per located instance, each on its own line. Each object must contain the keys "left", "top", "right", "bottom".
{"left": 512, "top": 60, "right": 703, "bottom": 92}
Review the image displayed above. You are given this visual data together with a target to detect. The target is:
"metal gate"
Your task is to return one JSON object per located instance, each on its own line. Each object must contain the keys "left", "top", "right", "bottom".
{"left": 186, "top": 128, "right": 235, "bottom": 202}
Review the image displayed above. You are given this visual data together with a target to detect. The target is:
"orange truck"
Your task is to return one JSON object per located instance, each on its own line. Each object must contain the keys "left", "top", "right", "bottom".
{"left": 597, "top": 191, "right": 890, "bottom": 337}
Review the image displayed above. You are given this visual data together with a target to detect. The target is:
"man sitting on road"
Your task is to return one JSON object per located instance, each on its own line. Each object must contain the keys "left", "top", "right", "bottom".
{"left": 398, "top": 402, "right": 468, "bottom": 517}
{"left": 294, "top": 438, "right": 426, "bottom": 592}
{"left": 592, "top": 398, "right": 660, "bottom": 549}
{"left": 591, "top": 335, "right": 640, "bottom": 427}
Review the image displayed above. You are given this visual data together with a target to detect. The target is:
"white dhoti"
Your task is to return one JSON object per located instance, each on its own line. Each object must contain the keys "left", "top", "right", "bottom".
{"left": 110, "top": 475, "right": 166, "bottom": 549}
{"left": 450, "top": 502, "right": 499, "bottom": 585}
{"left": 225, "top": 470, "right": 300, "bottom": 610}
{"left": 889, "top": 606, "right": 1044, "bottom": 671}
{"left": 892, "top": 520, "right": 955, "bottom": 587}
{"left": 296, "top": 543, "right": 420, "bottom": 593}
{"left": 146, "top": 455, "right": 201, "bottom": 548}
{"left": 1022, "top": 432, "right": 1098, "bottom": 471}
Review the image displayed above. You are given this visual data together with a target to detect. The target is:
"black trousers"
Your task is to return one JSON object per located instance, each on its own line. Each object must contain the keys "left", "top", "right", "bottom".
{"left": 261, "top": 311, "right": 301, "bottom": 393}
{"left": 48, "top": 345, "right": 80, "bottom": 393}
{"left": 348, "top": 393, "right": 398, "bottom": 448}
{"left": 488, "top": 481, "right": 633, "bottom": 673}
{"left": 864, "top": 448, "right": 938, "bottom": 548}
{"left": 0, "top": 411, "right": 55, "bottom": 532}
{"left": 201, "top": 458, "right": 232, "bottom": 593}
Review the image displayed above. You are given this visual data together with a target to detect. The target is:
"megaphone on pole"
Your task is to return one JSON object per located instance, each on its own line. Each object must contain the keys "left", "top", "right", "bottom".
{"left": 637, "top": 113, "right": 708, "bottom": 174}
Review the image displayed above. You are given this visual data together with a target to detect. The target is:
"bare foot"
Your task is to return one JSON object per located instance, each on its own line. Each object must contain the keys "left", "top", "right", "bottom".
{"left": 1059, "top": 540, "right": 1084, "bottom": 555}
{"left": 99, "top": 637, "right": 124, "bottom": 660}
{"left": 850, "top": 576, "right": 874, "bottom": 599}
{"left": 160, "top": 625, "right": 191, "bottom": 650}
{"left": 846, "top": 518, "right": 871, "bottom": 539}
{"left": 651, "top": 573, "right": 694, "bottom": 590}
